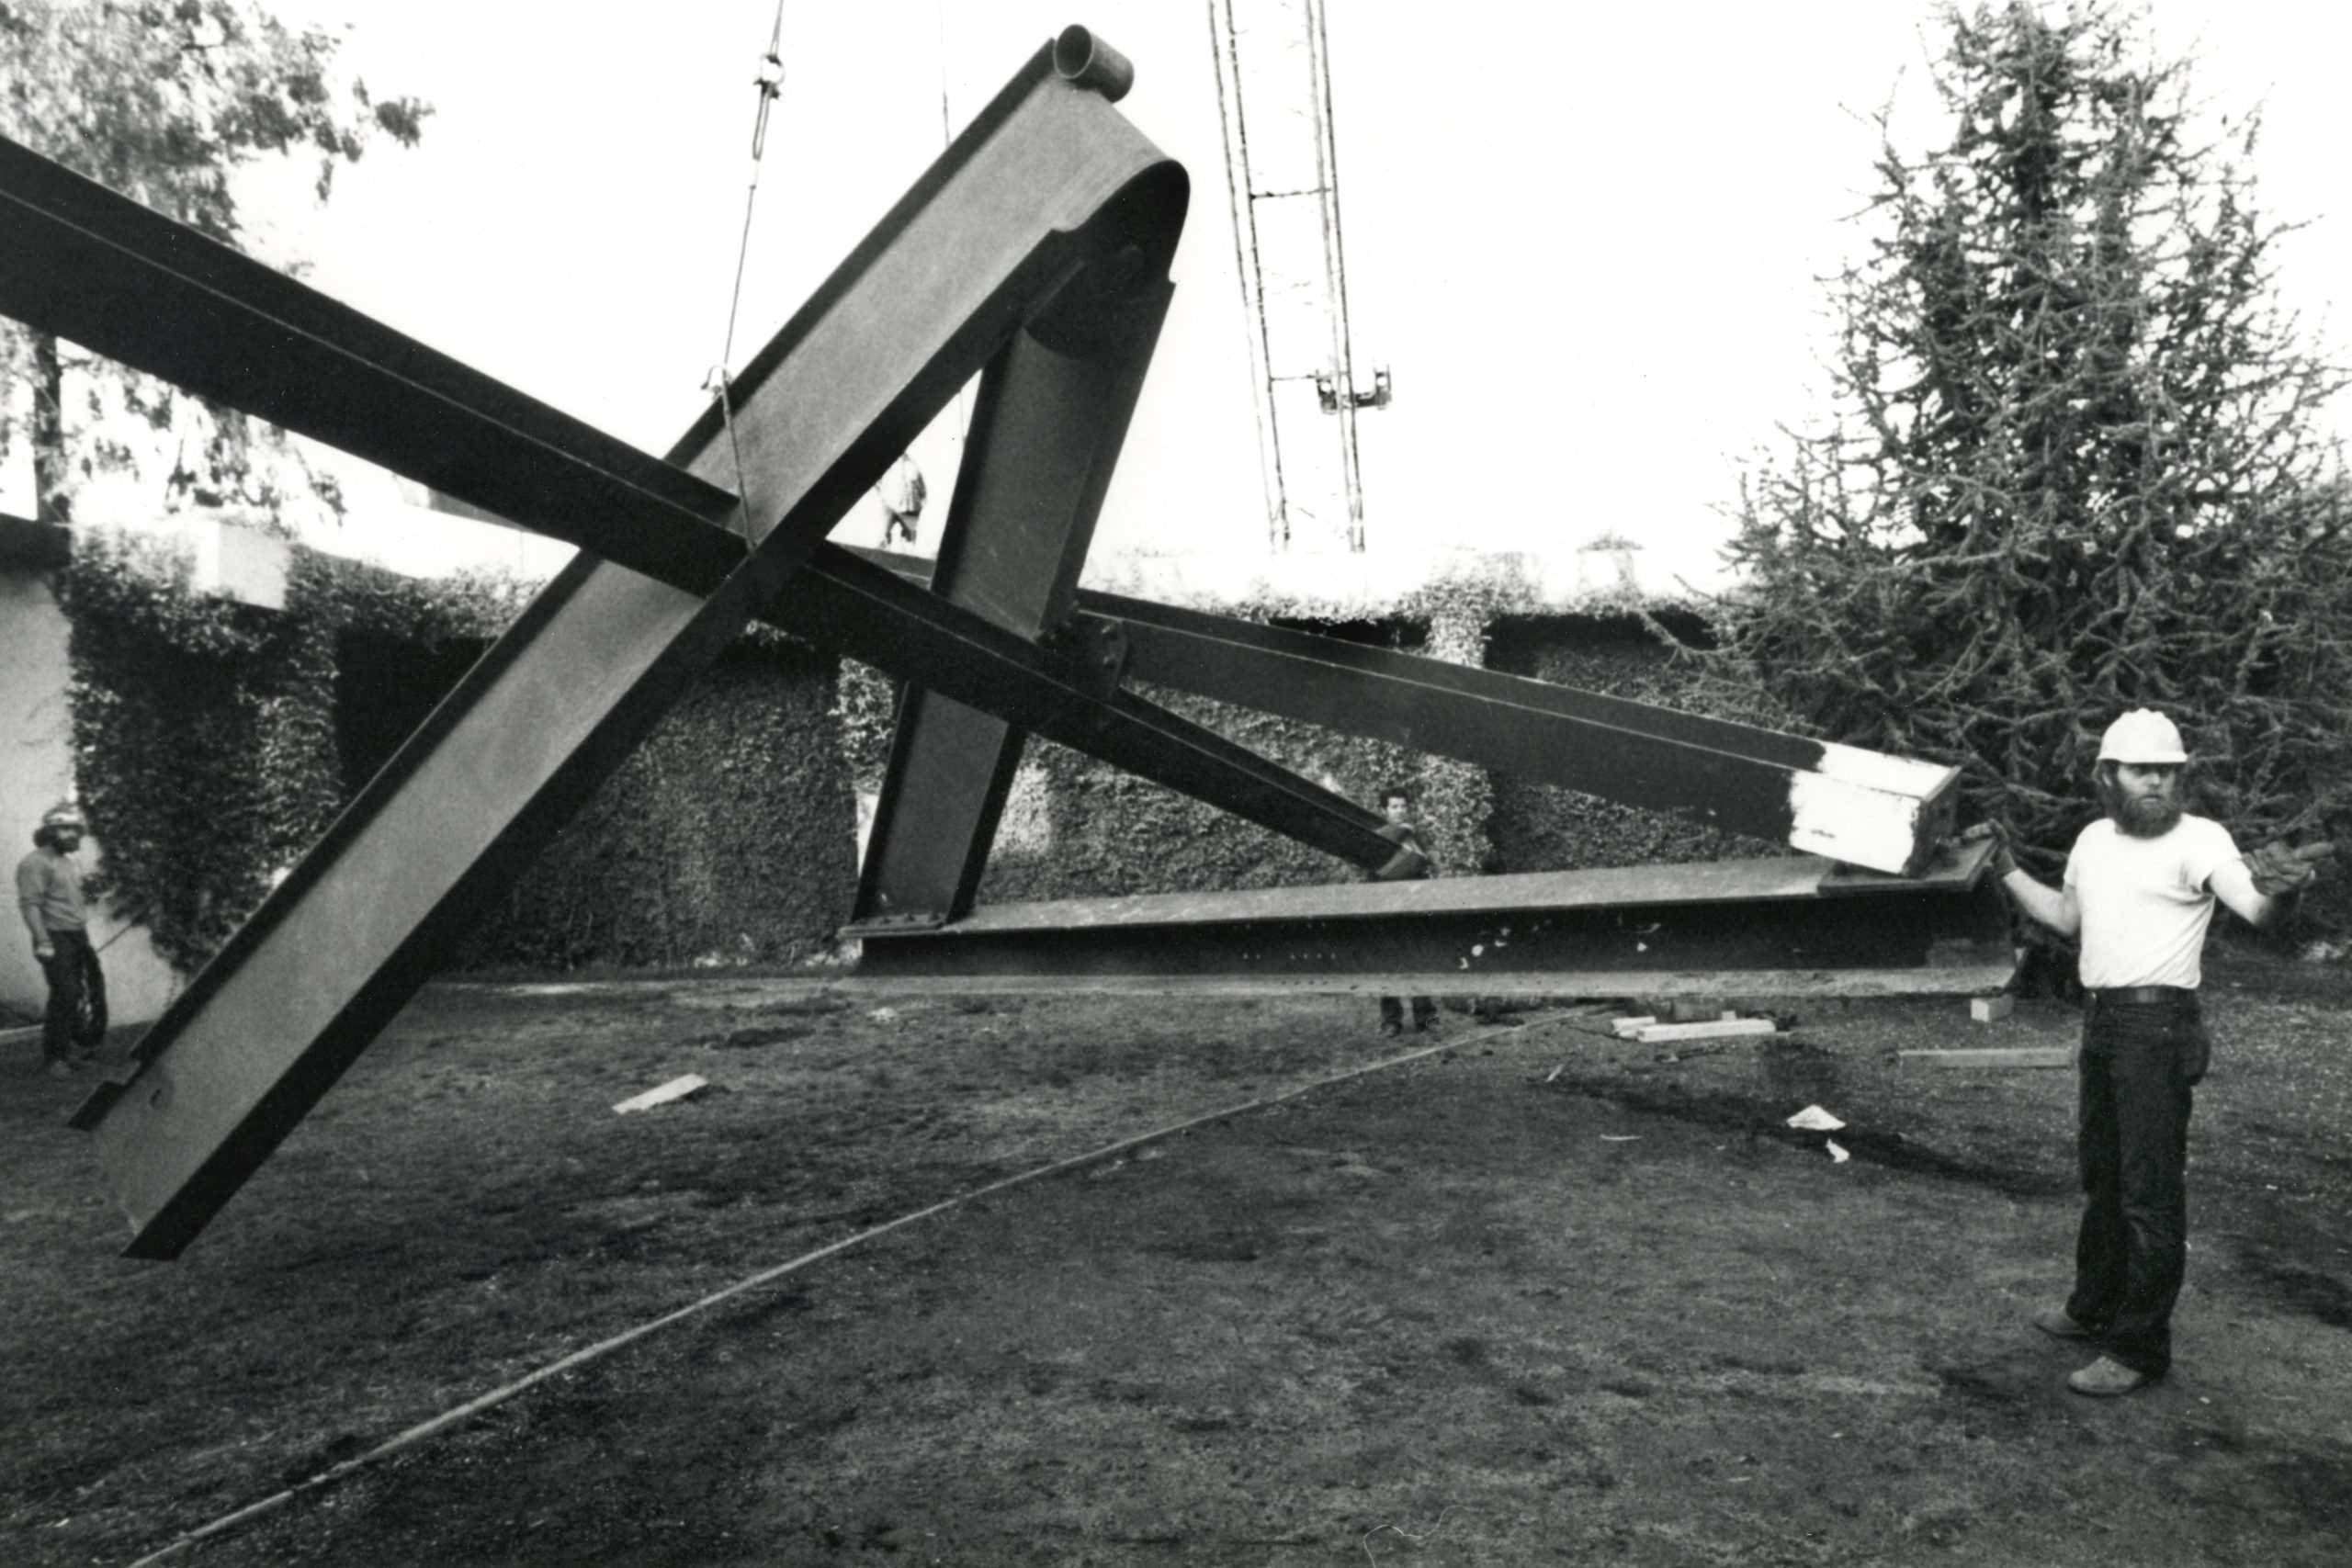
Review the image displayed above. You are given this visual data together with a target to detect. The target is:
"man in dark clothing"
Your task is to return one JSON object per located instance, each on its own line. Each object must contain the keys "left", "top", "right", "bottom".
{"left": 1374, "top": 786, "right": 1439, "bottom": 1036}
{"left": 17, "top": 801, "right": 104, "bottom": 1078}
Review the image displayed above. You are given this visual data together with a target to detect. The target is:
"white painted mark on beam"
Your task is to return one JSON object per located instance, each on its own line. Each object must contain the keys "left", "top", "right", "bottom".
{"left": 1787, "top": 772, "right": 1922, "bottom": 875}
{"left": 1813, "top": 742, "right": 1955, "bottom": 796}
{"left": 1787, "top": 745, "right": 1962, "bottom": 874}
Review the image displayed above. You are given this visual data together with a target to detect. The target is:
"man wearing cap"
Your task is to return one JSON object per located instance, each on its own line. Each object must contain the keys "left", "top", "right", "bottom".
{"left": 16, "top": 802, "right": 104, "bottom": 1079}
{"left": 1981, "top": 710, "right": 2329, "bottom": 1396}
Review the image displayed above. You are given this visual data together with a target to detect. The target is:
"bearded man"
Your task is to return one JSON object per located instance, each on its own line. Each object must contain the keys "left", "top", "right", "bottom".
{"left": 1983, "top": 710, "right": 2329, "bottom": 1396}
{"left": 17, "top": 801, "right": 105, "bottom": 1078}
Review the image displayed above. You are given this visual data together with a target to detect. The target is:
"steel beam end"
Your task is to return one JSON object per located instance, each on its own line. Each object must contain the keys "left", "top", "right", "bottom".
{"left": 1054, "top": 26, "right": 1134, "bottom": 101}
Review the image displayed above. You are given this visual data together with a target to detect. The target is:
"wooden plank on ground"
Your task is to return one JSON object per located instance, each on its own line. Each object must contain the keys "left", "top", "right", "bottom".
{"left": 1634, "top": 1019, "right": 1779, "bottom": 1044}
{"left": 614, "top": 1075, "right": 711, "bottom": 1113}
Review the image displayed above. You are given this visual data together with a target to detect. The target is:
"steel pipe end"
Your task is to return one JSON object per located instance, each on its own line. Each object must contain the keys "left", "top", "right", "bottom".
{"left": 1054, "top": 26, "right": 1134, "bottom": 102}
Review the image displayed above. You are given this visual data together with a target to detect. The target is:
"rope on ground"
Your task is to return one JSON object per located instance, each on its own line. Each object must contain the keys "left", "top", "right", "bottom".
{"left": 123, "top": 1010, "right": 1591, "bottom": 1567}
{"left": 1364, "top": 1504, "right": 1456, "bottom": 1565}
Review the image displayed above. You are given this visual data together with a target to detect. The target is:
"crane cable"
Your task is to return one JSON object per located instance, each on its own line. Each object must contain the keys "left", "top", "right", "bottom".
{"left": 706, "top": 0, "right": 790, "bottom": 542}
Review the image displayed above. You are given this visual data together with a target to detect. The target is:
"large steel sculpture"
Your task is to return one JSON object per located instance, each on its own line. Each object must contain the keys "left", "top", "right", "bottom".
{"left": 0, "top": 28, "right": 2007, "bottom": 1259}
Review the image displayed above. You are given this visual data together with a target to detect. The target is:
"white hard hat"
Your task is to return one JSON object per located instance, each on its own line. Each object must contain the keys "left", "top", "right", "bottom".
{"left": 2097, "top": 709, "right": 2188, "bottom": 765}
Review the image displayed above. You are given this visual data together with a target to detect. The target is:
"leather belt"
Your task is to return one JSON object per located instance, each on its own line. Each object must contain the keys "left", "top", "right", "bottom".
{"left": 2089, "top": 986, "right": 2193, "bottom": 1006}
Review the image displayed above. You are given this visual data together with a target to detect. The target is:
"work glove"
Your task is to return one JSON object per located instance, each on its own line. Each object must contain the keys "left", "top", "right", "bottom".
{"left": 2243, "top": 840, "right": 2335, "bottom": 897}
{"left": 1957, "top": 820, "right": 2018, "bottom": 876}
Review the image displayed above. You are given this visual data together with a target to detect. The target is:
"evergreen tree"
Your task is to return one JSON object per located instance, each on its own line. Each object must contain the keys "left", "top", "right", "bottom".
{"left": 0, "top": 0, "right": 427, "bottom": 525}
{"left": 1725, "top": 1, "right": 2352, "bottom": 876}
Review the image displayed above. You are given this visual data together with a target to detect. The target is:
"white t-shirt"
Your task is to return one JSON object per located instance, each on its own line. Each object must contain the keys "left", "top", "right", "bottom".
{"left": 2063, "top": 815, "right": 2240, "bottom": 990}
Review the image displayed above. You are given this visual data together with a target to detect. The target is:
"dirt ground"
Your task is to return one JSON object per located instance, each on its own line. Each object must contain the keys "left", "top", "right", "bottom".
{"left": 7, "top": 947, "right": 2352, "bottom": 1567}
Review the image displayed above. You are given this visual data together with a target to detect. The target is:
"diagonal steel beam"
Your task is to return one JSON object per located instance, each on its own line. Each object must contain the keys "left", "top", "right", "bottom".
{"left": 1094, "top": 594, "right": 1961, "bottom": 875}
{"left": 847, "top": 548, "right": 1957, "bottom": 877}
{"left": 41, "top": 33, "right": 1191, "bottom": 1258}
{"left": 0, "top": 140, "right": 746, "bottom": 590}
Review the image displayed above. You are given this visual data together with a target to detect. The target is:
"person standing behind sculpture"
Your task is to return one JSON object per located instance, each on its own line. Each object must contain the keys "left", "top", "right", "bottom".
{"left": 1374, "top": 785, "right": 1440, "bottom": 1036}
{"left": 878, "top": 453, "right": 926, "bottom": 547}
{"left": 17, "top": 801, "right": 107, "bottom": 1078}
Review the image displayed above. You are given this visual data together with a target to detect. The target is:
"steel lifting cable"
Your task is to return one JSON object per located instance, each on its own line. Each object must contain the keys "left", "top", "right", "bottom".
{"left": 706, "top": 0, "right": 791, "bottom": 541}
{"left": 933, "top": 0, "right": 969, "bottom": 459}
{"left": 118, "top": 1010, "right": 1601, "bottom": 1567}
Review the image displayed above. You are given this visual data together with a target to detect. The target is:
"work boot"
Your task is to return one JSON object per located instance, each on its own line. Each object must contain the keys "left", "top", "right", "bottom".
{"left": 2032, "top": 1305, "right": 2099, "bottom": 1341}
{"left": 2067, "top": 1356, "right": 2155, "bottom": 1397}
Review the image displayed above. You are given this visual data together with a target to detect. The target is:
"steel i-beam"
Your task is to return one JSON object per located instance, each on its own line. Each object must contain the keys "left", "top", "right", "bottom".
{"left": 25, "top": 30, "right": 1190, "bottom": 1257}
{"left": 849, "top": 840, "right": 2014, "bottom": 998}
{"left": 855, "top": 271, "right": 1176, "bottom": 925}
{"left": 1093, "top": 594, "right": 1961, "bottom": 875}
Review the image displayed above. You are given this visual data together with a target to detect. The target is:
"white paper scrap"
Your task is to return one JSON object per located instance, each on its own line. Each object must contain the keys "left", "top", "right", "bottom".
{"left": 1826, "top": 1140, "right": 1851, "bottom": 1164}
{"left": 1786, "top": 1104, "right": 1847, "bottom": 1132}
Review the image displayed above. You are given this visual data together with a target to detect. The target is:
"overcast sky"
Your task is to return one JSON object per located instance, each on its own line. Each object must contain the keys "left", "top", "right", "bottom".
{"left": 230, "top": 2, "right": 2352, "bottom": 572}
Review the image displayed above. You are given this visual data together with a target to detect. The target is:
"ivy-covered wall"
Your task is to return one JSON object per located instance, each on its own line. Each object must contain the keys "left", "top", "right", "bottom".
{"left": 976, "top": 682, "right": 1438, "bottom": 903}
{"left": 60, "top": 532, "right": 853, "bottom": 976}
{"left": 1484, "top": 613, "right": 1789, "bottom": 871}
{"left": 62, "top": 535, "right": 488, "bottom": 972}
{"left": 454, "top": 632, "right": 854, "bottom": 970}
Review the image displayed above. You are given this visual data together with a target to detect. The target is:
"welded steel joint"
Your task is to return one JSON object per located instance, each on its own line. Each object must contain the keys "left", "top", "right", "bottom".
{"left": 1046, "top": 613, "right": 1132, "bottom": 705}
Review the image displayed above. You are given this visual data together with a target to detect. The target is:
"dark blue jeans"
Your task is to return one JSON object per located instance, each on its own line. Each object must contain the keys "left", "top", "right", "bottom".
{"left": 2066, "top": 990, "right": 2208, "bottom": 1377}
{"left": 38, "top": 928, "right": 104, "bottom": 1065}
{"left": 1379, "top": 995, "right": 1437, "bottom": 1031}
